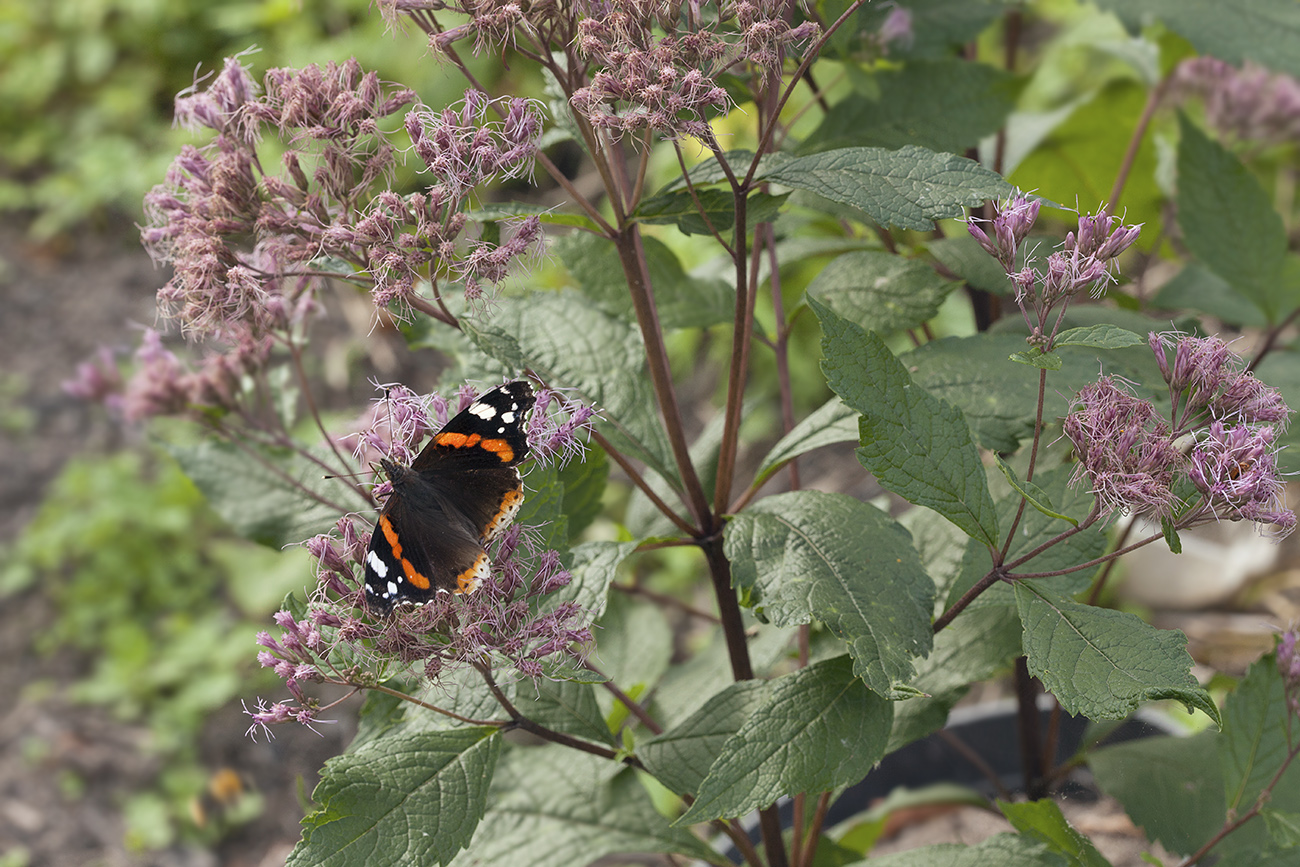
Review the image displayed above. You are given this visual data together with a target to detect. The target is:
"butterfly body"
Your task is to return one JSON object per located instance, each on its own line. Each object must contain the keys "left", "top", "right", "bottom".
{"left": 363, "top": 381, "right": 535, "bottom": 611}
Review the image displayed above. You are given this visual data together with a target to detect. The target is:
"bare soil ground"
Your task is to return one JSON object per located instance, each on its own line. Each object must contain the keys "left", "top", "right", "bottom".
{"left": 0, "top": 221, "right": 352, "bottom": 867}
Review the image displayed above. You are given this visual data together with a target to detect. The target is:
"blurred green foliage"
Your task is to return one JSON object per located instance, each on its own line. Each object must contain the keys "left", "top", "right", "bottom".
{"left": 0, "top": 0, "right": 460, "bottom": 237}
{"left": 2, "top": 450, "right": 311, "bottom": 845}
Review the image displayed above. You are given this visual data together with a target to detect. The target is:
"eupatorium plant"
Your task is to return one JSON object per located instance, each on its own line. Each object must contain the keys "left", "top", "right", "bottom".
{"left": 64, "top": 1, "right": 1300, "bottom": 866}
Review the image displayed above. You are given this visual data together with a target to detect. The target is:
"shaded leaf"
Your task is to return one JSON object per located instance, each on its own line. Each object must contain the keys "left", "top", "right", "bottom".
{"left": 725, "top": 490, "right": 934, "bottom": 697}
{"left": 1016, "top": 582, "right": 1218, "bottom": 723}
{"left": 289, "top": 728, "right": 499, "bottom": 867}
{"left": 676, "top": 656, "right": 892, "bottom": 824}
{"left": 639, "top": 680, "right": 773, "bottom": 796}
{"left": 763, "top": 145, "right": 1017, "bottom": 231}
{"left": 807, "top": 250, "right": 960, "bottom": 335}
{"left": 814, "top": 298, "right": 1000, "bottom": 546}
{"left": 753, "top": 398, "right": 859, "bottom": 489}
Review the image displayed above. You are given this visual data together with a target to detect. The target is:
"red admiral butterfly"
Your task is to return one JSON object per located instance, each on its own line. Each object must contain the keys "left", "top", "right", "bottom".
{"left": 364, "top": 381, "right": 536, "bottom": 611}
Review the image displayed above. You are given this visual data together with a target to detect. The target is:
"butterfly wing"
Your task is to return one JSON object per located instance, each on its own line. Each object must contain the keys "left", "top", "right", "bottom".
{"left": 363, "top": 381, "right": 536, "bottom": 612}
{"left": 410, "top": 381, "right": 535, "bottom": 472}
{"left": 364, "top": 477, "right": 491, "bottom": 608}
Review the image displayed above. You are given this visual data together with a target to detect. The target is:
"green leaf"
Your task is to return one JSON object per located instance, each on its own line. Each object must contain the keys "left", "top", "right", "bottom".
{"left": 1054, "top": 325, "right": 1145, "bottom": 350}
{"left": 165, "top": 440, "right": 352, "bottom": 548}
{"left": 450, "top": 747, "right": 719, "bottom": 866}
{"left": 888, "top": 605, "right": 1021, "bottom": 752}
{"left": 807, "top": 250, "right": 960, "bottom": 335}
{"left": 1151, "top": 264, "right": 1268, "bottom": 328}
{"left": 1222, "top": 653, "right": 1300, "bottom": 817}
{"left": 1262, "top": 810, "right": 1300, "bottom": 849}
{"left": 994, "top": 456, "right": 1077, "bottom": 527}
{"left": 636, "top": 188, "right": 787, "bottom": 236}
{"left": 1253, "top": 351, "right": 1300, "bottom": 475}
{"left": 593, "top": 593, "right": 674, "bottom": 710}
{"left": 753, "top": 398, "right": 859, "bottom": 489}
{"left": 1091, "top": 732, "right": 1223, "bottom": 858}
{"left": 289, "top": 728, "right": 500, "bottom": 867}
{"left": 725, "top": 491, "right": 934, "bottom": 697}
{"left": 1000, "top": 799, "right": 1111, "bottom": 867}
{"left": 838, "top": 0, "right": 1011, "bottom": 61}
{"left": 547, "top": 540, "right": 636, "bottom": 623}
{"left": 470, "top": 289, "right": 678, "bottom": 486}
{"left": 1097, "top": 0, "right": 1300, "bottom": 80}
{"left": 1010, "top": 349, "right": 1064, "bottom": 370}
{"left": 517, "top": 464, "right": 569, "bottom": 555}
{"left": 813, "top": 297, "right": 1000, "bottom": 547}
{"left": 927, "top": 234, "right": 1015, "bottom": 296}
{"left": 1176, "top": 114, "right": 1289, "bottom": 321}
{"left": 1015, "top": 582, "right": 1219, "bottom": 723}
{"left": 945, "top": 466, "right": 1102, "bottom": 612}
{"left": 853, "top": 832, "right": 1062, "bottom": 866}
{"left": 557, "top": 446, "right": 608, "bottom": 538}
{"left": 802, "top": 59, "right": 1017, "bottom": 154}
{"left": 639, "top": 680, "right": 773, "bottom": 796}
{"left": 511, "top": 679, "right": 615, "bottom": 746}
{"left": 553, "top": 232, "right": 735, "bottom": 330}
{"left": 675, "top": 656, "right": 892, "bottom": 824}
{"left": 652, "top": 622, "right": 797, "bottom": 728}
{"left": 1010, "top": 82, "right": 1160, "bottom": 231}
{"left": 763, "top": 146, "right": 1017, "bottom": 231}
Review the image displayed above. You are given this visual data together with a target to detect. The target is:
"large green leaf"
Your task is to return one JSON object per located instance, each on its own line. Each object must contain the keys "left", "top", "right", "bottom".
{"left": 763, "top": 146, "right": 1016, "bottom": 231}
{"left": 1097, "top": 0, "right": 1300, "bottom": 80}
{"left": 556, "top": 445, "right": 608, "bottom": 538}
{"left": 639, "top": 680, "right": 773, "bottom": 796}
{"left": 944, "top": 465, "right": 1103, "bottom": 611}
{"left": 510, "top": 678, "right": 615, "bottom": 746}
{"left": 814, "top": 298, "right": 1000, "bottom": 547}
{"left": 1252, "top": 350, "right": 1300, "bottom": 475}
{"left": 889, "top": 605, "right": 1021, "bottom": 752}
{"left": 725, "top": 490, "right": 934, "bottom": 697}
{"left": 1009, "top": 82, "right": 1160, "bottom": 231}
{"left": 450, "top": 747, "right": 719, "bottom": 866}
{"left": 843, "top": 832, "right": 1062, "bottom": 866}
{"left": 545, "top": 539, "right": 636, "bottom": 623}
{"left": 1176, "top": 114, "right": 1291, "bottom": 322}
{"left": 166, "top": 440, "right": 353, "bottom": 548}
{"left": 1015, "top": 582, "right": 1218, "bottom": 723}
{"left": 752, "top": 397, "right": 859, "bottom": 489}
{"left": 676, "top": 656, "right": 892, "bottom": 824}
{"left": 651, "top": 622, "right": 797, "bottom": 729}
{"left": 1000, "top": 799, "right": 1110, "bottom": 867}
{"left": 807, "top": 250, "right": 960, "bottom": 335}
{"left": 1091, "top": 732, "right": 1223, "bottom": 857}
{"left": 553, "top": 232, "right": 734, "bottom": 330}
{"left": 802, "top": 59, "right": 1017, "bottom": 154}
{"left": 592, "top": 592, "right": 674, "bottom": 712}
{"left": 290, "top": 728, "right": 500, "bottom": 867}
{"left": 827, "top": 0, "right": 1010, "bottom": 61}
{"left": 1151, "top": 264, "right": 1268, "bottom": 328}
{"left": 470, "top": 289, "right": 677, "bottom": 487}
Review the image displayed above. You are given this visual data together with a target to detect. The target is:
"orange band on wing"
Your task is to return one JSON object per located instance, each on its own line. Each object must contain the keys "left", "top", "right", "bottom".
{"left": 479, "top": 438, "right": 514, "bottom": 462}
{"left": 435, "top": 432, "right": 482, "bottom": 448}
{"left": 379, "top": 514, "right": 431, "bottom": 590}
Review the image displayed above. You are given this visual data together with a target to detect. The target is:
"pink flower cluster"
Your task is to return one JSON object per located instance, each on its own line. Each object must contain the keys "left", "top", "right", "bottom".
{"left": 61, "top": 328, "right": 271, "bottom": 423}
{"left": 1174, "top": 58, "right": 1300, "bottom": 147}
{"left": 968, "top": 197, "right": 1142, "bottom": 342}
{"left": 1064, "top": 333, "right": 1294, "bottom": 536}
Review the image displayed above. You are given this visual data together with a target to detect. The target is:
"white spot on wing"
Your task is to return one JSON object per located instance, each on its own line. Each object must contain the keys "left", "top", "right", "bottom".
{"left": 386, "top": 580, "right": 398, "bottom": 597}
{"left": 367, "top": 550, "right": 389, "bottom": 578}
{"left": 501, "top": 411, "right": 515, "bottom": 424}
{"left": 469, "top": 402, "right": 497, "bottom": 420}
